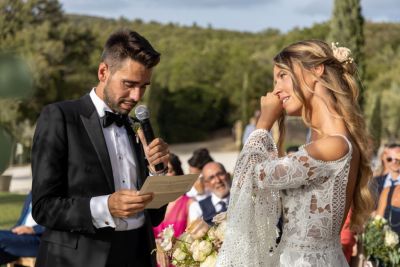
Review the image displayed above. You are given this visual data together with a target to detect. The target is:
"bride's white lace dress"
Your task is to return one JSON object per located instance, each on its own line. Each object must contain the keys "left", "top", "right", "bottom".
{"left": 217, "top": 129, "right": 351, "bottom": 267}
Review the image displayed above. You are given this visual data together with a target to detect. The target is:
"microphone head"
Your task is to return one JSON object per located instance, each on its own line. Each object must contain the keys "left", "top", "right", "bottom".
{"left": 135, "top": 105, "right": 150, "bottom": 121}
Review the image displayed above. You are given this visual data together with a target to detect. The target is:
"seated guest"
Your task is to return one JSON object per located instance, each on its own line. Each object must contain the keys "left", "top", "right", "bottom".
{"left": 186, "top": 148, "right": 214, "bottom": 201}
{"left": 189, "top": 162, "right": 231, "bottom": 225}
{"left": 0, "top": 191, "right": 44, "bottom": 265}
{"left": 154, "top": 153, "right": 192, "bottom": 238}
{"left": 154, "top": 153, "right": 192, "bottom": 267}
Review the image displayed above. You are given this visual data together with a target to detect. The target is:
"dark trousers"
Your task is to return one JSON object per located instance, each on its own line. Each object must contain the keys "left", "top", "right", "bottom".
{"left": 0, "top": 230, "right": 41, "bottom": 264}
{"left": 106, "top": 226, "right": 151, "bottom": 267}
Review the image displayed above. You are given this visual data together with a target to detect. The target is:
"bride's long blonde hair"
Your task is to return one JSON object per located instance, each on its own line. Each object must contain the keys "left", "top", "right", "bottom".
{"left": 273, "top": 40, "right": 375, "bottom": 231}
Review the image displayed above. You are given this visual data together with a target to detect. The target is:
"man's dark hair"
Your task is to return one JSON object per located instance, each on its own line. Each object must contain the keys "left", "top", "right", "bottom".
{"left": 188, "top": 148, "right": 214, "bottom": 170}
{"left": 101, "top": 29, "right": 160, "bottom": 73}
{"left": 169, "top": 153, "right": 184, "bottom": 176}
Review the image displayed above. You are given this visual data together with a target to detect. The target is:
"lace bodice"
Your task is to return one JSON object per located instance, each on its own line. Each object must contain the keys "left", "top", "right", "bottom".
{"left": 217, "top": 129, "right": 351, "bottom": 267}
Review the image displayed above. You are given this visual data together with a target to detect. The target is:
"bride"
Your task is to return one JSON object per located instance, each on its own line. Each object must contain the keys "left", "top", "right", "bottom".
{"left": 217, "top": 40, "right": 375, "bottom": 266}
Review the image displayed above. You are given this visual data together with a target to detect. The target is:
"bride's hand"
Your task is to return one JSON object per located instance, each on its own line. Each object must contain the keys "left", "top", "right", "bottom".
{"left": 256, "top": 92, "right": 283, "bottom": 130}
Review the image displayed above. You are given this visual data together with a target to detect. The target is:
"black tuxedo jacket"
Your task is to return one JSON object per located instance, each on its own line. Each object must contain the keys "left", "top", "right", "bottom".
{"left": 31, "top": 94, "right": 166, "bottom": 267}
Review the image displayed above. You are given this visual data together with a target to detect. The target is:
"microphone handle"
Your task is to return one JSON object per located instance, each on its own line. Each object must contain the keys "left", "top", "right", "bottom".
{"left": 140, "top": 119, "right": 165, "bottom": 172}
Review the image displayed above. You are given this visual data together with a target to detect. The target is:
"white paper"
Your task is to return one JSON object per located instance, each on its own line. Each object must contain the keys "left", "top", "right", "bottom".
{"left": 139, "top": 174, "right": 199, "bottom": 209}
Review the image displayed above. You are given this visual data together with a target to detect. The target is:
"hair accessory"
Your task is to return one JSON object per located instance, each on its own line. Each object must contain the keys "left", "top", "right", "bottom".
{"left": 331, "top": 42, "right": 354, "bottom": 64}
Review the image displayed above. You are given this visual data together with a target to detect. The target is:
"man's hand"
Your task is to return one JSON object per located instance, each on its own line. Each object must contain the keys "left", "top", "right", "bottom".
{"left": 12, "top": 226, "right": 35, "bottom": 235}
{"left": 108, "top": 189, "right": 154, "bottom": 218}
{"left": 137, "top": 128, "right": 169, "bottom": 173}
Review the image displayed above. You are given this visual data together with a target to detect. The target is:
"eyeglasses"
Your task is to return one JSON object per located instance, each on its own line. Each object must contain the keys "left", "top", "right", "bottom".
{"left": 203, "top": 171, "right": 226, "bottom": 182}
{"left": 386, "top": 157, "right": 400, "bottom": 164}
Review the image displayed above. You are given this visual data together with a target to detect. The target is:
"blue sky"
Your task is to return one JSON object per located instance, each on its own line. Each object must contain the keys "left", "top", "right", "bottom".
{"left": 59, "top": 0, "right": 400, "bottom": 33}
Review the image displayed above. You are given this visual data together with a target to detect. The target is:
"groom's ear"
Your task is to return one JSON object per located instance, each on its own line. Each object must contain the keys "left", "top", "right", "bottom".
{"left": 98, "top": 62, "right": 109, "bottom": 82}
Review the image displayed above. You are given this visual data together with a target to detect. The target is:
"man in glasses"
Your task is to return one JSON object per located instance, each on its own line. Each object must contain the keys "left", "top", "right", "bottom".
{"left": 375, "top": 144, "right": 400, "bottom": 199}
{"left": 188, "top": 162, "right": 231, "bottom": 225}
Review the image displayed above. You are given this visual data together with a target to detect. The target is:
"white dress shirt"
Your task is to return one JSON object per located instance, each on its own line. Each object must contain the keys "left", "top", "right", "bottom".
{"left": 186, "top": 186, "right": 210, "bottom": 201}
{"left": 89, "top": 88, "right": 145, "bottom": 231}
{"left": 23, "top": 203, "right": 39, "bottom": 227}
{"left": 188, "top": 193, "right": 229, "bottom": 222}
{"left": 383, "top": 173, "right": 400, "bottom": 188}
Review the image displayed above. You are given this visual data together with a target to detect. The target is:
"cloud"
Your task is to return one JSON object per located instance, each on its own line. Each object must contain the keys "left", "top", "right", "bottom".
{"left": 295, "top": 0, "right": 400, "bottom": 22}
{"left": 362, "top": 0, "right": 400, "bottom": 21}
{"left": 296, "top": 1, "right": 332, "bottom": 16}
{"left": 138, "top": 0, "right": 277, "bottom": 9}
{"left": 60, "top": 0, "right": 132, "bottom": 14}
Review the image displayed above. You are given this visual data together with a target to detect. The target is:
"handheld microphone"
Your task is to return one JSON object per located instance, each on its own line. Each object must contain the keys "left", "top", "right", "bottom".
{"left": 134, "top": 105, "right": 164, "bottom": 172}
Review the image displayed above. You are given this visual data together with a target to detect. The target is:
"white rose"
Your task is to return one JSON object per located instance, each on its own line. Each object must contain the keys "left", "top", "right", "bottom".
{"left": 200, "top": 253, "right": 217, "bottom": 267}
{"left": 160, "top": 237, "right": 173, "bottom": 251}
{"left": 207, "top": 226, "right": 217, "bottom": 241}
{"left": 186, "top": 218, "right": 210, "bottom": 239}
{"left": 190, "top": 240, "right": 200, "bottom": 253}
{"left": 192, "top": 240, "right": 213, "bottom": 262}
{"left": 160, "top": 225, "right": 175, "bottom": 251}
{"left": 212, "top": 211, "right": 227, "bottom": 224}
{"left": 215, "top": 221, "right": 227, "bottom": 241}
{"left": 372, "top": 215, "right": 387, "bottom": 227}
{"left": 172, "top": 247, "right": 187, "bottom": 261}
{"left": 384, "top": 230, "right": 399, "bottom": 248}
{"left": 178, "top": 232, "right": 194, "bottom": 250}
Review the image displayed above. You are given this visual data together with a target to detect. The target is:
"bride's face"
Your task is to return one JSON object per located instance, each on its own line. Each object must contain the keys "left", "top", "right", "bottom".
{"left": 273, "top": 63, "right": 316, "bottom": 116}
{"left": 273, "top": 65, "right": 302, "bottom": 116}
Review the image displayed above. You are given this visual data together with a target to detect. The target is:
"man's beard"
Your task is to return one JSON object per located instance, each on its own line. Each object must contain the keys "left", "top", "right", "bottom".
{"left": 103, "top": 85, "right": 136, "bottom": 115}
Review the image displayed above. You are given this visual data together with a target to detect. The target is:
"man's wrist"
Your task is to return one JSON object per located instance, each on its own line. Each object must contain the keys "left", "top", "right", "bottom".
{"left": 148, "top": 165, "right": 167, "bottom": 176}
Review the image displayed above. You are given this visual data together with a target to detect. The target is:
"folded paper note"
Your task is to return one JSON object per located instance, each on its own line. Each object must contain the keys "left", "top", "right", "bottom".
{"left": 140, "top": 174, "right": 199, "bottom": 209}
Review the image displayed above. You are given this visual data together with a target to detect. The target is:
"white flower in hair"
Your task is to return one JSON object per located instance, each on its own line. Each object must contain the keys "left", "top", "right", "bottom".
{"left": 331, "top": 42, "right": 354, "bottom": 64}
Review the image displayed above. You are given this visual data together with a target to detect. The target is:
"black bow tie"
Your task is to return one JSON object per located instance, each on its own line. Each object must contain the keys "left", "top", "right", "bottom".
{"left": 102, "top": 111, "right": 131, "bottom": 128}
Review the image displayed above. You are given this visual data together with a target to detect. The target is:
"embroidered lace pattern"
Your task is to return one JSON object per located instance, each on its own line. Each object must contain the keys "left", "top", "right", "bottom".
{"left": 217, "top": 129, "right": 352, "bottom": 267}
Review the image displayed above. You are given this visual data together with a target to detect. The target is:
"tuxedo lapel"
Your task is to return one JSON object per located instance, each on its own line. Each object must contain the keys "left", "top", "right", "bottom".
{"left": 125, "top": 125, "right": 147, "bottom": 189}
{"left": 80, "top": 95, "right": 115, "bottom": 192}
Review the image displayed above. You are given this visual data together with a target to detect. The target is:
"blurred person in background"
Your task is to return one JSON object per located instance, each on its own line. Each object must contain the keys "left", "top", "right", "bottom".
{"left": 154, "top": 153, "right": 192, "bottom": 267}
{"left": 376, "top": 151, "right": 400, "bottom": 235}
{"left": 0, "top": 192, "right": 44, "bottom": 265}
{"left": 186, "top": 148, "right": 214, "bottom": 201}
{"left": 242, "top": 110, "right": 261, "bottom": 145}
{"left": 372, "top": 144, "right": 390, "bottom": 177}
{"left": 374, "top": 144, "right": 400, "bottom": 198}
{"left": 153, "top": 153, "right": 192, "bottom": 239}
{"left": 340, "top": 210, "right": 356, "bottom": 264}
{"left": 188, "top": 162, "right": 231, "bottom": 225}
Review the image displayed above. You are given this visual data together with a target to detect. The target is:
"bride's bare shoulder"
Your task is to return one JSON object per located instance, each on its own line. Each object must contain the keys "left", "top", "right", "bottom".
{"left": 304, "top": 136, "right": 350, "bottom": 162}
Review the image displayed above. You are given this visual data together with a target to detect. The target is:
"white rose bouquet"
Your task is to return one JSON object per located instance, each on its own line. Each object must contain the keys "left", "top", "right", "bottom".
{"left": 362, "top": 215, "right": 400, "bottom": 266}
{"left": 156, "top": 212, "right": 227, "bottom": 267}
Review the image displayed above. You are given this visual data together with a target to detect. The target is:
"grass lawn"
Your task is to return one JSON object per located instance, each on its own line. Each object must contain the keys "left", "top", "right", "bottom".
{"left": 0, "top": 192, "right": 27, "bottom": 229}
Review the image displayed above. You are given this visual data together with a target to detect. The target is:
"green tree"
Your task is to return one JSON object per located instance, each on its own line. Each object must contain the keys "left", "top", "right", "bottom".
{"left": 0, "top": 0, "right": 97, "bottom": 163}
{"left": 369, "top": 96, "right": 382, "bottom": 152}
{"left": 328, "top": 0, "right": 365, "bottom": 107}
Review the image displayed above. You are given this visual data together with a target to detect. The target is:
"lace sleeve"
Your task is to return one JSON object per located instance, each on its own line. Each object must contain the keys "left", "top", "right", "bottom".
{"left": 254, "top": 147, "right": 329, "bottom": 190}
{"left": 217, "top": 129, "right": 281, "bottom": 267}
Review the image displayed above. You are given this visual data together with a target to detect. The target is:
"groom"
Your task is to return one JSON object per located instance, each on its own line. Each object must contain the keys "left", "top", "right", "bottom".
{"left": 31, "top": 29, "right": 169, "bottom": 267}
